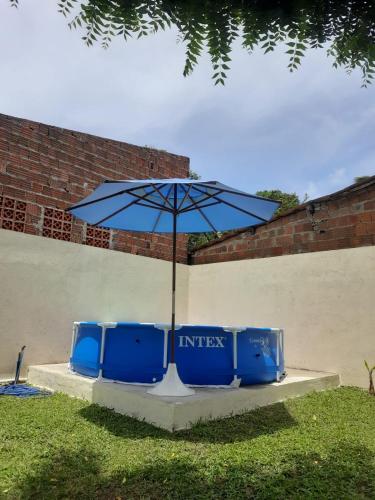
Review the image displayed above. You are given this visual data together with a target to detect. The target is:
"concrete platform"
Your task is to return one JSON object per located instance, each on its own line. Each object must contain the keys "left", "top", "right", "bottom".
{"left": 28, "top": 363, "right": 340, "bottom": 431}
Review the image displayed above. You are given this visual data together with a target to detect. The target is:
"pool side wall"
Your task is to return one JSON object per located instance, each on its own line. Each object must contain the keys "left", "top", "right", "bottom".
{"left": 70, "top": 323, "right": 284, "bottom": 386}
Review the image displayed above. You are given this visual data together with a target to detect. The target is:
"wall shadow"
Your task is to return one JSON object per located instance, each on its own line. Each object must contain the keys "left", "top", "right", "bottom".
{"left": 79, "top": 400, "right": 296, "bottom": 443}
{"left": 14, "top": 443, "right": 375, "bottom": 499}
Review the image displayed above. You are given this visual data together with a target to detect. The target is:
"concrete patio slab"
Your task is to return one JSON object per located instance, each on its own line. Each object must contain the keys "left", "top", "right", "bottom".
{"left": 28, "top": 363, "right": 340, "bottom": 431}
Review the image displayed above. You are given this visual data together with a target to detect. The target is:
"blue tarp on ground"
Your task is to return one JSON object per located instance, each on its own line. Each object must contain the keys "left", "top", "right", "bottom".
{"left": 0, "top": 384, "right": 50, "bottom": 398}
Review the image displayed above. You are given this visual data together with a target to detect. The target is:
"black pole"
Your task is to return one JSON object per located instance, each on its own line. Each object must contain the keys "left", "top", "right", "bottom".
{"left": 171, "top": 184, "right": 177, "bottom": 363}
{"left": 13, "top": 346, "right": 26, "bottom": 385}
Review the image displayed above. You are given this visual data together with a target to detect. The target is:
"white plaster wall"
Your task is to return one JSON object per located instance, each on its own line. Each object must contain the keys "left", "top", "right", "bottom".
{"left": 188, "top": 246, "right": 375, "bottom": 388}
{"left": 0, "top": 229, "right": 189, "bottom": 378}
{"left": 1, "top": 229, "right": 374, "bottom": 388}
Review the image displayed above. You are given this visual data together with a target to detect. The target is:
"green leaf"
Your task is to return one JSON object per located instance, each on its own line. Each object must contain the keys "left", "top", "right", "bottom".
{"left": 17, "top": 0, "right": 372, "bottom": 87}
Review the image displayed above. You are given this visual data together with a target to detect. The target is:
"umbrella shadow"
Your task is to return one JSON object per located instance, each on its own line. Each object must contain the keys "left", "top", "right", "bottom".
{"left": 14, "top": 443, "right": 375, "bottom": 499}
{"left": 78, "top": 400, "right": 296, "bottom": 443}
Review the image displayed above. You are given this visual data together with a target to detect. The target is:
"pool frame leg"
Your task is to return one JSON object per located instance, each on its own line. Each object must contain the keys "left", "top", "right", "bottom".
{"left": 97, "top": 322, "right": 117, "bottom": 381}
{"left": 69, "top": 322, "right": 79, "bottom": 372}
{"left": 232, "top": 330, "right": 240, "bottom": 387}
{"left": 273, "top": 328, "right": 286, "bottom": 383}
{"left": 155, "top": 323, "right": 182, "bottom": 371}
{"left": 224, "top": 327, "right": 245, "bottom": 388}
{"left": 279, "top": 328, "right": 286, "bottom": 382}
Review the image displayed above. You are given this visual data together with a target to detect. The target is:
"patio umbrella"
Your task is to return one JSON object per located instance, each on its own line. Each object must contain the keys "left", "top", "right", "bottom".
{"left": 67, "top": 179, "right": 280, "bottom": 396}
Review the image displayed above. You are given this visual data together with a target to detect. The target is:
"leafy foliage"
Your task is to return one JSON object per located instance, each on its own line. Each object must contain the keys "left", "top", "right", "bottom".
{"left": 355, "top": 175, "right": 372, "bottom": 183}
{"left": 188, "top": 231, "right": 223, "bottom": 253}
{"left": 256, "top": 189, "right": 305, "bottom": 216}
{"left": 10, "top": 0, "right": 375, "bottom": 86}
{"left": 188, "top": 168, "right": 200, "bottom": 181}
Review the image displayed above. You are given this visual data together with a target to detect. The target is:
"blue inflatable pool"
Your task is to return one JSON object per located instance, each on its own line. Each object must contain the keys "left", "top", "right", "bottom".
{"left": 70, "top": 322, "right": 285, "bottom": 387}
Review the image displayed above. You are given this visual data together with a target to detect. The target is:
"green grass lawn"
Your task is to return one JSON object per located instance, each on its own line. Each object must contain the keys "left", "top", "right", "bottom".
{"left": 0, "top": 387, "right": 374, "bottom": 499}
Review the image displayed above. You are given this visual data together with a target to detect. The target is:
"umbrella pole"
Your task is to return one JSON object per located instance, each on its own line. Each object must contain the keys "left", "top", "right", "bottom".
{"left": 147, "top": 184, "right": 195, "bottom": 397}
{"left": 171, "top": 210, "right": 177, "bottom": 363}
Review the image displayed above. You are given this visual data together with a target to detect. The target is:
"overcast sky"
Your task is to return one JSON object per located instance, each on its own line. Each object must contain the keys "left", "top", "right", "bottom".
{"left": 1, "top": 1, "right": 374, "bottom": 199}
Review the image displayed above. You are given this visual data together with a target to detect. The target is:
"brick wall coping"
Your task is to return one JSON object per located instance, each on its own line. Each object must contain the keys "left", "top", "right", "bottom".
{"left": 0, "top": 113, "right": 189, "bottom": 166}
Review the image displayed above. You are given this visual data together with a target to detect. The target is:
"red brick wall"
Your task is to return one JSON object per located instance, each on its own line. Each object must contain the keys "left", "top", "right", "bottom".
{"left": 0, "top": 114, "right": 189, "bottom": 263}
{"left": 191, "top": 178, "right": 375, "bottom": 264}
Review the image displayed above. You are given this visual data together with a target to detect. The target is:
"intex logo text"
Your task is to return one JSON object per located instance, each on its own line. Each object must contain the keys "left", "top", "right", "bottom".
{"left": 249, "top": 337, "right": 270, "bottom": 347}
{"left": 178, "top": 336, "right": 225, "bottom": 348}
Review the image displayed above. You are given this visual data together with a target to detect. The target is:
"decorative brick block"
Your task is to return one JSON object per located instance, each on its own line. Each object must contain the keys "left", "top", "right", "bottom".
{"left": 85, "top": 225, "right": 111, "bottom": 249}
{"left": 0, "top": 196, "right": 26, "bottom": 232}
{"left": 42, "top": 207, "right": 73, "bottom": 241}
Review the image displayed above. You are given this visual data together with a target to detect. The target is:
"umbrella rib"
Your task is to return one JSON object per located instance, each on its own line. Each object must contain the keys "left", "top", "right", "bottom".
{"left": 192, "top": 186, "right": 269, "bottom": 223}
{"left": 215, "top": 197, "right": 269, "bottom": 222}
{"left": 135, "top": 202, "right": 171, "bottom": 211}
{"left": 126, "top": 186, "right": 173, "bottom": 212}
{"left": 91, "top": 186, "right": 169, "bottom": 226}
{"left": 152, "top": 184, "right": 174, "bottom": 209}
{"left": 181, "top": 185, "right": 218, "bottom": 232}
{"left": 179, "top": 189, "right": 224, "bottom": 213}
{"left": 92, "top": 198, "right": 142, "bottom": 227}
{"left": 67, "top": 183, "right": 156, "bottom": 211}
{"left": 152, "top": 184, "right": 174, "bottom": 232}
{"left": 177, "top": 183, "right": 193, "bottom": 211}
{"left": 195, "top": 182, "right": 281, "bottom": 205}
{"left": 181, "top": 201, "right": 221, "bottom": 214}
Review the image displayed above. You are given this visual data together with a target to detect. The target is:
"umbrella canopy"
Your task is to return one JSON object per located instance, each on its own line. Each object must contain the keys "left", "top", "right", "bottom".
{"left": 68, "top": 178, "right": 280, "bottom": 233}
{"left": 67, "top": 178, "right": 280, "bottom": 396}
